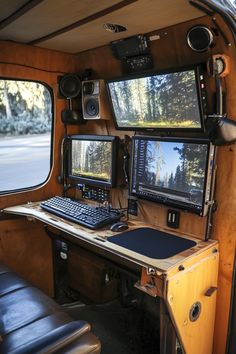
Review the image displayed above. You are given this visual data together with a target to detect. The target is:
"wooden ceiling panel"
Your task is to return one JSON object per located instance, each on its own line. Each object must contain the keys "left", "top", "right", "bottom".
{"left": 0, "top": 0, "right": 122, "bottom": 42}
{"left": 37, "top": 0, "right": 203, "bottom": 53}
{"left": 0, "top": 0, "right": 28, "bottom": 22}
{"left": 0, "top": 0, "right": 204, "bottom": 53}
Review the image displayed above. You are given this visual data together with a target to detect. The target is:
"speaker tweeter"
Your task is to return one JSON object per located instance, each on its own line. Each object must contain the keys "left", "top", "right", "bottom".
{"left": 187, "top": 26, "right": 214, "bottom": 52}
{"left": 82, "top": 80, "right": 110, "bottom": 120}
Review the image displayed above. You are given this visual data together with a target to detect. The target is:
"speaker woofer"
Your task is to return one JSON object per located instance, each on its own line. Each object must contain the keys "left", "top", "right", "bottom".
{"left": 85, "top": 98, "right": 99, "bottom": 117}
{"left": 59, "top": 74, "right": 81, "bottom": 98}
{"left": 187, "top": 26, "right": 214, "bottom": 52}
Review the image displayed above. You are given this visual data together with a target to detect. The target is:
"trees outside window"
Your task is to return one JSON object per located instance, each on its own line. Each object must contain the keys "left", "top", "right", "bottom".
{"left": 0, "top": 79, "right": 53, "bottom": 193}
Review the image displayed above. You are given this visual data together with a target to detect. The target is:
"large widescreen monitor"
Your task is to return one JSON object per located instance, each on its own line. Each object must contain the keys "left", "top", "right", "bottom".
{"left": 130, "top": 136, "right": 215, "bottom": 216}
{"left": 67, "top": 135, "right": 118, "bottom": 187}
{"left": 107, "top": 66, "right": 206, "bottom": 131}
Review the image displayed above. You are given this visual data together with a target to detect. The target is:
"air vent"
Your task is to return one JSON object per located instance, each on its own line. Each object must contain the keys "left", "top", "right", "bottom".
{"left": 103, "top": 23, "right": 127, "bottom": 33}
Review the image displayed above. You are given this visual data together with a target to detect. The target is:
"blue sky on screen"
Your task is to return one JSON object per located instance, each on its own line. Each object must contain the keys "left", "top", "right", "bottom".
{"left": 147, "top": 142, "right": 182, "bottom": 180}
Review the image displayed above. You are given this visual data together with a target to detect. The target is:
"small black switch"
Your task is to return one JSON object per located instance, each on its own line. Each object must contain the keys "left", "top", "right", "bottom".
{"left": 128, "top": 199, "right": 138, "bottom": 216}
{"left": 167, "top": 209, "right": 180, "bottom": 229}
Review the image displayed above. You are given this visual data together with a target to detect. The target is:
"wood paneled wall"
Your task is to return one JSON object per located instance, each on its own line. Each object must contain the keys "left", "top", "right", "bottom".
{"left": 0, "top": 41, "right": 78, "bottom": 295}
{"left": 0, "top": 41, "right": 78, "bottom": 209}
{"left": 0, "top": 219, "right": 54, "bottom": 296}
{"left": 210, "top": 20, "right": 236, "bottom": 354}
{"left": 74, "top": 15, "right": 236, "bottom": 354}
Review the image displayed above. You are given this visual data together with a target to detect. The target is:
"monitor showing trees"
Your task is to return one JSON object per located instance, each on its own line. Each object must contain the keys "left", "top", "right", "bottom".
{"left": 107, "top": 69, "right": 202, "bottom": 129}
{"left": 71, "top": 139, "right": 112, "bottom": 183}
{"left": 131, "top": 136, "right": 212, "bottom": 215}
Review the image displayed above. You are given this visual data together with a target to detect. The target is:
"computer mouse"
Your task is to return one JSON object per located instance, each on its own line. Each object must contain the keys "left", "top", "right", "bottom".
{"left": 110, "top": 221, "right": 129, "bottom": 232}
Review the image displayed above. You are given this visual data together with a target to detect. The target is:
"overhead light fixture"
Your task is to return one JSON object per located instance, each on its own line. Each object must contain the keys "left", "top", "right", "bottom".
{"left": 103, "top": 23, "right": 127, "bottom": 33}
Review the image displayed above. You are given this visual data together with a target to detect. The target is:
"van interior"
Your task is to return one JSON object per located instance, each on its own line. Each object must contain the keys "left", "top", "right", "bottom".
{"left": 0, "top": 1, "right": 236, "bottom": 353}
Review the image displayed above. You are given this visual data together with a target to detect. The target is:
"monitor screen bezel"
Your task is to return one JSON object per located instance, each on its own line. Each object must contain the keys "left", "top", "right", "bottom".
{"left": 67, "top": 134, "right": 118, "bottom": 188}
{"left": 130, "top": 135, "right": 214, "bottom": 216}
{"left": 106, "top": 64, "right": 207, "bottom": 132}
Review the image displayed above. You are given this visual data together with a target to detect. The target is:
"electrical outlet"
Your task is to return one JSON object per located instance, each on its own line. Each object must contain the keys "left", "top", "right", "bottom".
{"left": 128, "top": 199, "right": 138, "bottom": 216}
{"left": 167, "top": 209, "right": 180, "bottom": 229}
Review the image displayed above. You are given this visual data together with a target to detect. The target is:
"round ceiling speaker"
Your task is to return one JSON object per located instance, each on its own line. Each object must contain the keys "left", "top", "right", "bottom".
{"left": 85, "top": 98, "right": 99, "bottom": 117}
{"left": 187, "top": 26, "right": 214, "bottom": 52}
{"left": 59, "top": 74, "right": 81, "bottom": 99}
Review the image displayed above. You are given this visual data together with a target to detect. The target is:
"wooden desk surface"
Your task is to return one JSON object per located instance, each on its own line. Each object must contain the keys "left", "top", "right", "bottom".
{"left": 3, "top": 201, "right": 218, "bottom": 276}
{"left": 3, "top": 201, "right": 219, "bottom": 354}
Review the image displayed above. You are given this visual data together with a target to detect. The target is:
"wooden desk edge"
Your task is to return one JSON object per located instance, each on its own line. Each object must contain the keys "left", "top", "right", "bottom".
{"left": 3, "top": 202, "right": 218, "bottom": 275}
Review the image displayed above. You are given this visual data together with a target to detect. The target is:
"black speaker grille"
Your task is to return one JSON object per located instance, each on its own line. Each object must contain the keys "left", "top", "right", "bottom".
{"left": 187, "top": 26, "right": 213, "bottom": 52}
{"left": 83, "top": 82, "right": 94, "bottom": 95}
{"left": 59, "top": 74, "right": 81, "bottom": 98}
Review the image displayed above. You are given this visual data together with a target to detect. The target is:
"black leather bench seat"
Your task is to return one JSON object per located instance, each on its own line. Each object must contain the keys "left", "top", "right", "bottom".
{"left": 0, "top": 264, "right": 101, "bottom": 354}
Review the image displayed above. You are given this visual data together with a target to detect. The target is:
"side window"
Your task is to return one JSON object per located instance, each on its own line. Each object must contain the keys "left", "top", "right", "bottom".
{"left": 0, "top": 79, "right": 53, "bottom": 193}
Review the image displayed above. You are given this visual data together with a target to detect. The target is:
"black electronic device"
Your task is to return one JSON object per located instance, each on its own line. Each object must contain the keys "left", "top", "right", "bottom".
{"left": 206, "top": 115, "right": 236, "bottom": 145}
{"left": 167, "top": 209, "right": 180, "bottom": 229}
{"left": 67, "top": 135, "right": 119, "bottom": 188}
{"left": 58, "top": 73, "right": 81, "bottom": 98}
{"left": 61, "top": 95, "right": 85, "bottom": 125}
{"left": 130, "top": 136, "right": 215, "bottom": 216}
{"left": 59, "top": 75, "right": 84, "bottom": 125}
{"left": 81, "top": 185, "right": 110, "bottom": 203}
{"left": 61, "top": 109, "right": 85, "bottom": 125}
{"left": 41, "top": 196, "right": 121, "bottom": 230}
{"left": 122, "top": 54, "right": 153, "bottom": 74}
{"left": 110, "top": 34, "right": 149, "bottom": 59}
{"left": 128, "top": 199, "right": 138, "bottom": 216}
{"left": 187, "top": 26, "right": 214, "bottom": 52}
{"left": 206, "top": 54, "right": 236, "bottom": 145}
{"left": 107, "top": 65, "right": 207, "bottom": 131}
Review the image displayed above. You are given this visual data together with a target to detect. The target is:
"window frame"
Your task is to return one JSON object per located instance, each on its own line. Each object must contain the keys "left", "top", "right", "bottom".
{"left": 0, "top": 77, "right": 54, "bottom": 195}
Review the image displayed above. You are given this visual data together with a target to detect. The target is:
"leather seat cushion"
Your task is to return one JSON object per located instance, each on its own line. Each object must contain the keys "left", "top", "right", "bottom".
{"left": 1, "top": 316, "right": 91, "bottom": 354}
{"left": 55, "top": 332, "right": 102, "bottom": 354}
{"left": 0, "top": 264, "right": 101, "bottom": 354}
{"left": 0, "top": 286, "right": 62, "bottom": 335}
{"left": 0, "top": 272, "right": 28, "bottom": 296}
{"left": 0, "top": 264, "right": 11, "bottom": 275}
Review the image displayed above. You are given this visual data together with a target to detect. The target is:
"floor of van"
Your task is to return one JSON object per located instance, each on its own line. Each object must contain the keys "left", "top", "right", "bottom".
{"left": 63, "top": 299, "right": 160, "bottom": 354}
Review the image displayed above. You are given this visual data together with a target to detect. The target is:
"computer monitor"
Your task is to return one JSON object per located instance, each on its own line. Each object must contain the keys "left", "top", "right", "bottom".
{"left": 67, "top": 135, "right": 118, "bottom": 188}
{"left": 130, "top": 136, "right": 215, "bottom": 216}
{"left": 107, "top": 65, "right": 206, "bottom": 131}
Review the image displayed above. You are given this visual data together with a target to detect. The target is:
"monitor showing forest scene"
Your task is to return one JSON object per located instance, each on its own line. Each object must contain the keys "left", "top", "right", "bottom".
{"left": 107, "top": 67, "right": 204, "bottom": 130}
{"left": 131, "top": 136, "right": 214, "bottom": 215}
{"left": 68, "top": 135, "right": 118, "bottom": 187}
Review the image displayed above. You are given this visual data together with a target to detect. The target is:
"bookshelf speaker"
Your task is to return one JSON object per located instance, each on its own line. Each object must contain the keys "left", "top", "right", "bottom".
{"left": 82, "top": 80, "right": 110, "bottom": 120}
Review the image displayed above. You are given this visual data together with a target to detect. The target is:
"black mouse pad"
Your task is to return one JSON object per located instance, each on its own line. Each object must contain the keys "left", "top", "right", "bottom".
{"left": 108, "top": 227, "right": 196, "bottom": 259}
